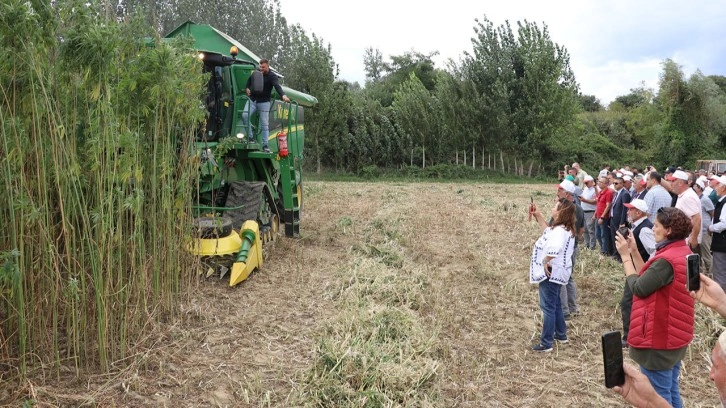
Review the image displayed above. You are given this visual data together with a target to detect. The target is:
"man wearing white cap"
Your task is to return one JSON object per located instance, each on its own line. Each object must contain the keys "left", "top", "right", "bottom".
{"left": 579, "top": 175, "right": 598, "bottom": 250}
{"left": 667, "top": 169, "right": 702, "bottom": 251}
{"left": 708, "top": 174, "right": 722, "bottom": 206}
{"left": 694, "top": 178, "right": 715, "bottom": 274}
{"left": 623, "top": 175, "right": 635, "bottom": 198}
{"left": 620, "top": 199, "right": 655, "bottom": 347}
{"left": 708, "top": 176, "right": 726, "bottom": 291}
{"left": 632, "top": 174, "right": 648, "bottom": 200}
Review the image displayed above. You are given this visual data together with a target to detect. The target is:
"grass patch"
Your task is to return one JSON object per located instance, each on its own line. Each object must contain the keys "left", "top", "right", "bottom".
{"left": 305, "top": 164, "right": 555, "bottom": 184}
{"left": 295, "top": 257, "right": 440, "bottom": 406}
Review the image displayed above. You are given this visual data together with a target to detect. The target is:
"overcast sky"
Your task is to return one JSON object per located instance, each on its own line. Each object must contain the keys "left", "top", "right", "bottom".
{"left": 277, "top": 0, "right": 726, "bottom": 105}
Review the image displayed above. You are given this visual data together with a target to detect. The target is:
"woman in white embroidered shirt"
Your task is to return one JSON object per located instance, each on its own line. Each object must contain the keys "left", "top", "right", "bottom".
{"left": 529, "top": 198, "right": 577, "bottom": 352}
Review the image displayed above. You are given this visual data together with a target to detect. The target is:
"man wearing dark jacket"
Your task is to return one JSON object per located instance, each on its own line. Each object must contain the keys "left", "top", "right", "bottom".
{"left": 610, "top": 176, "right": 632, "bottom": 262}
{"left": 243, "top": 59, "right": 290, "bottom": 153}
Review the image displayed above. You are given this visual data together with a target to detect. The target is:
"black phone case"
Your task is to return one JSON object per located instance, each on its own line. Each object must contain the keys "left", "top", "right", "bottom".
{"left": 602, "top": 331, "right": 625, "bottom": 388}
{"left": 687, "top": 254, "right": 700, "bottom": 291}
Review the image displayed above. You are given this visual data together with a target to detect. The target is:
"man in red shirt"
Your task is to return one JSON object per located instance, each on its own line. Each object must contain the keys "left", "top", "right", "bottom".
{"left": 596, "top": 176, "right": 614, "bottom": 255}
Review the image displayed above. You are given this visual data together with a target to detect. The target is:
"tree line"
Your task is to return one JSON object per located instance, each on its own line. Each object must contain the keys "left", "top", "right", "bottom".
{"left": 71, "top": 0, "right": 726, "bottom": 176}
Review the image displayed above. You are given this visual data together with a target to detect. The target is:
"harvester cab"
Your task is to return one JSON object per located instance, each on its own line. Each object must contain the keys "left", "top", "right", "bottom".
{"left": 166, "top": 21, "right": 318, "bottom": 286}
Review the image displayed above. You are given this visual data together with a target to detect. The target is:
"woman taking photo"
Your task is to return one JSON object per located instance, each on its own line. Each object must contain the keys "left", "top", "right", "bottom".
{"left": 529, "top": 198, "right": 576, "bottom": 352}
{"left": 615, "top": 206, "right": 695, "bottom": 408}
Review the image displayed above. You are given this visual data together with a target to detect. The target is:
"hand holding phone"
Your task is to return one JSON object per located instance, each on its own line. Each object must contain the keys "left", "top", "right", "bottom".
{"left": 602, "top": 331, "right": 625, "bottom": 388}
{"left": 687, "top": 254, "right": 700, "bottom": 291}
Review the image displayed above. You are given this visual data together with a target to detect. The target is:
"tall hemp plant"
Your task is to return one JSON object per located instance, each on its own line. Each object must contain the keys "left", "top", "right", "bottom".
{"left": 0, "top": 0, "right": 206, "bottom": 376}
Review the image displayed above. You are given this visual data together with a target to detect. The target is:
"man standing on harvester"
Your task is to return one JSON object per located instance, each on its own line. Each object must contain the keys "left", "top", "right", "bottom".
{"left": 244, "top": 58, "right": 290, "bottom": 153}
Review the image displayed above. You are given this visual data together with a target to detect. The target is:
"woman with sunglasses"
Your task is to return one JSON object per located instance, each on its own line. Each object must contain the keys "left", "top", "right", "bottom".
{"left": 528, "top": 197, "right": 577, "bottom": 352}
{"left": 615, "top": 206, "right": 695, "bottom": 408}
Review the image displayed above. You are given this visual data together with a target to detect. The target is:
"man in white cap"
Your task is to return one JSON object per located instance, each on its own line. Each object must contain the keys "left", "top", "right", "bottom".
{"left": 579, "top": 175, "right": 598, "bottom": 250}
{"left": 632, "top": 174, "right": 648, "bottom": 200}
{"left": 623, "top": 175, "right": 635, "bottom": 198}
{"left": 555, "top": 179, "right": 583, "bottom": 319}
{"left": 708, "top": 176, "right": 726, "bottom": 291}
{"left": 694, "top": 178, "right": 715, "bottom": 274}
{"left": 619, "top": 198, "right": 655, "bottom": 347}
{"left": 667, "top": 169, "right": 702, "bottom": 251}
{"left": 709, "top": 174, "right": 722, "bottom": 206}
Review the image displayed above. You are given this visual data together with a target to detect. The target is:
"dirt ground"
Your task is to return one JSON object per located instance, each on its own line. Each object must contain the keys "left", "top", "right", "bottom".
{"left": 4, "top": 181, "right": 722, "bottom": 407}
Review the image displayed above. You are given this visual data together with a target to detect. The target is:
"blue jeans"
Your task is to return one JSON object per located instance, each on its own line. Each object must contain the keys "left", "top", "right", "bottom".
{"left": 597, "top": 221, "right": 611, "bottom": 255}
{"left": 539, "top": 279, "right": 567, "bottom": 348}
{"left": 242, "top": 100, "right": 271, "bottom": 148}
{"left": 640, "top": 361, "right": 682, "bottom": 408}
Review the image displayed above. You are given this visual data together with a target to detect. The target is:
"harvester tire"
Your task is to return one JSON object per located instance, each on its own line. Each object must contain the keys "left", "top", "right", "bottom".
{"left": 192, "top": 216, "right": 233, "bottom": 238}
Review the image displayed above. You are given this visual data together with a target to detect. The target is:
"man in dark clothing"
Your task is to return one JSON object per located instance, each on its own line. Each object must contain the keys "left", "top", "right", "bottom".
{"left": 610, "top": 176, "right": 632, "bottom": 262}
{"left": 620, "top": 199, "right": 655, "bottom": 347}
{"left": 244, "top": 59, "right": 290, "bottom": 153}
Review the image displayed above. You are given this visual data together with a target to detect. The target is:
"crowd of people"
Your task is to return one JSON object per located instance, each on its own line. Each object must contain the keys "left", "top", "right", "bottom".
{"left": 528, "top": 162, "right": 726, "bottom": 406}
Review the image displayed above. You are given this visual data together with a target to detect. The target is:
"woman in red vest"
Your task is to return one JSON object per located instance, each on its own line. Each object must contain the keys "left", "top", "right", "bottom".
{"left": 615, "top": 207, "right": 694, "bottom": 408}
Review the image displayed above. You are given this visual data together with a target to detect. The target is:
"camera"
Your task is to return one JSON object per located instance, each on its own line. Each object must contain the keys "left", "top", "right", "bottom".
{"left": 617, "top": 226, "right": 630, "bottom": 239}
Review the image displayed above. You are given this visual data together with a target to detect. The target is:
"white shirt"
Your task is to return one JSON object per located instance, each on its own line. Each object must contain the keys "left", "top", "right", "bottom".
{"left": 710, "top": 196, "right": 726, "bottom": 233}
{"left": 579, "top": 186, "right": 597, "bottom": 212}
{"left": 631, "top": 217, "right": 656, "bottom": 257}
{"left": 530, "top": 226, "right": 575, "bottom": 285}
{"left": 676, "top": 188, "right": 701, "bottom": 218}
{"left": 677, "top": 188, "right": 702, "bottom": 242}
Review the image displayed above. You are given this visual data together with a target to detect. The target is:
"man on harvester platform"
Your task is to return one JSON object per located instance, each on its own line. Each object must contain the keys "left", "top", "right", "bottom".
{"left": 244, "top": 58, "right": 290, "bottom": 153}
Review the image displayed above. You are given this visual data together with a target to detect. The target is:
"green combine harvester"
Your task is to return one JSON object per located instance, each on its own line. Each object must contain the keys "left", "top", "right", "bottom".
{"left": 167, "top": 21, "right": 318, "bottom": 286}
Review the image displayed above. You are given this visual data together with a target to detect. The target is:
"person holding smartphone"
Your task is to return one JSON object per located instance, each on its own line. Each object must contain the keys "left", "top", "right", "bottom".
{"left": 528, "top": 193, "right": 576, "bottom": 352}
{"left": 615, "top": 207, "right": 695, "bottom": 407}
{"left": 614, "top": 273, "right": 726, "bottom": 407}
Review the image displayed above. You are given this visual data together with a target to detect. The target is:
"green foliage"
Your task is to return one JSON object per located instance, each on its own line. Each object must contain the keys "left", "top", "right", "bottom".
{"left": 578, "top": 94, "right": 603, "bottom": 112}
{"left": 0, "top": 1, "right": 205, "bottom": 375}
{"left": 462, "top": 17, "right": 580, "bottom": 168}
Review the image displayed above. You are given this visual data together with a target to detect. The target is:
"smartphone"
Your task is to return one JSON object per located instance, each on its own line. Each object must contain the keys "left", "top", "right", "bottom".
{"left": 687, "top": 253, "right": 701, "bottom": 291}
{"left": 601, "top": 331, "right": 625, "bottom": 388}
{"left": 617, "top": 226, "right": 630, "bottom": 239}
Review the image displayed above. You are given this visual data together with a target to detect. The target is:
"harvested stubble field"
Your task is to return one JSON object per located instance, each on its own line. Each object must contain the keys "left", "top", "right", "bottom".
{"left": 8, "top": 181, "right": 724, "bottom": 407}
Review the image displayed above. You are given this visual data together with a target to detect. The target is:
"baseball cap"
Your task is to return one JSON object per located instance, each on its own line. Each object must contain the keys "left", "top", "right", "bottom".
{"left": 556, "top": 179, "right": 576, "bottom": 194}
{"left": 624, "top": 199, "right": 649, "bottom": 214}
{"left": 599, "top": 169, "right": 609, "bottom": 178}
{"left": 564, "top": 175, "right": 575, "bottom": 182}
{"left": 666, "top": 170, "right": 689, "bottom": 181}
{"left": 623, "top": 175, "right": 632, "bottom": 182}
{"left": 665, "top": 166, "right": 676, "bottom": 174}
{"left": 639, "top": 178, "right": 647, "bottom": 186}
{"left": 584, "top": 175, "right": 594, "bottom": 183}
{"left": 695, "top": 179, "right": 706, "bottom": 190}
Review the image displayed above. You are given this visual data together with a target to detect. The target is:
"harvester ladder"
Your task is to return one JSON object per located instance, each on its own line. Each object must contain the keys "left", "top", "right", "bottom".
{"left": 280, "top": 102, "right": 301, "bottom": 237}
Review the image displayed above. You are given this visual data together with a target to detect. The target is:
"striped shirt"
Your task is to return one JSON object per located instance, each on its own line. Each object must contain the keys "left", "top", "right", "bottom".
{"left": 644, "top": 184, "right": 672, "bottom": 223}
